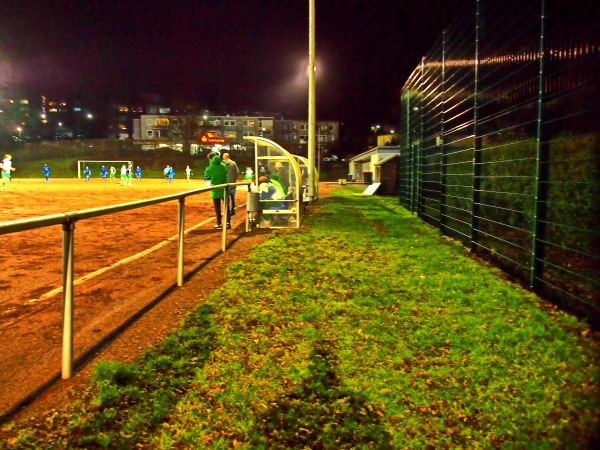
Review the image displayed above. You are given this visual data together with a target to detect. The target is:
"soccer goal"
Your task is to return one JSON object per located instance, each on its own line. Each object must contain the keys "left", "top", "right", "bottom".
{"left": 77, "top": 160, "right": 133, "bottom": 179}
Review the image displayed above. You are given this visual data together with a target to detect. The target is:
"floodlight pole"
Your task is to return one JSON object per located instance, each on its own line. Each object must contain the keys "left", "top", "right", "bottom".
{"left": 307, "top": 0, "right": 316, "bottom": 202}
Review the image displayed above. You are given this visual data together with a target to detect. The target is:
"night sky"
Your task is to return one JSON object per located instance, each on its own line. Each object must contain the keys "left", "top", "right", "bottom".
{"left": 1, "top": 0, "right": 470, "bottom": 141}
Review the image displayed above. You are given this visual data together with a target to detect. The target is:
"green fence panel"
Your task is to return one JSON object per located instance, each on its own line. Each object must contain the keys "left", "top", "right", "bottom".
{"left": 397, "top": 0, "right": 599, "bottom": 325}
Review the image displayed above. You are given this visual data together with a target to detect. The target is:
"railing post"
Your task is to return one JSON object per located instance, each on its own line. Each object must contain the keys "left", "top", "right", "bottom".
{"left": 61, "top": 221, "right": 75, "bottom": 379}
{"left": 177, "top": 197, "right": 185, "bottom": 286}
{"left": 222, "top": 187, "right": 228, "bottom": 251}
{"left": 246, "top": 184, "right": 251, "bottom": 232}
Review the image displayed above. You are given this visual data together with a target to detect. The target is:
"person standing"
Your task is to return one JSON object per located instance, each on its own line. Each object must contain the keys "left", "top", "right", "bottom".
{"left": 204, "top": 153, "right": 230, "bottom": 229}
{"left": 84, "top": 166, "right": 91, "bottom": 181}
{"left": 125, "top": 164, "right": 133, "bottom": 186}
{"left": 101, "top": 165, "right": 108, "bottom": 181}
{"left": 136, "top": 166, "right": 142, "bottom": 181}
{"left": 120, "top": 164, "right": 127, "bottom": 185}
{"left": 244, "top": 166, "right": 253, "bottom": 181}
{"left": 222, "top": 152, "right": 239, "bottom": 216}
{"left": 109, "top": 166, "right": 116, "bottom": 182}
{"left": 125, "top": 162, "right": 133, "bottom": 186}
{"left": 185, "top": 165, "right": 192, "bottom": 182}
{"left": 274, "top": 161, "right": 290, "bottom": 194}
{"left": 1, "top": 154, "right": 15, "bottom": 191}
{"left": 43, "top": 164, "right": 50, "bottom": 182}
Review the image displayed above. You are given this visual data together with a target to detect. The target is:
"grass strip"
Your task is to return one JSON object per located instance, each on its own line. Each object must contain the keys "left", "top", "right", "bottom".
{"left": 2, "top": 186, "right": 599, "bottom": 449}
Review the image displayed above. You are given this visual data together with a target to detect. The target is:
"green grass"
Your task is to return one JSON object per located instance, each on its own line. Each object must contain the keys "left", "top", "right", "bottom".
{"left": 1, "top": 187, "right": 599, "bottom": 449}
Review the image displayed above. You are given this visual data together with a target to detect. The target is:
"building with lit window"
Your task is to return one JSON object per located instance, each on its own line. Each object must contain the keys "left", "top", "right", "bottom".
{"left": 133, "top": 113, "right": 339, "bottom": 156}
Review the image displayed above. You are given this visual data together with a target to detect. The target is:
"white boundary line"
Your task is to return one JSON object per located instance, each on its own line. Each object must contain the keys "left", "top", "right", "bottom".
{"left": 26, "top": 217, "right": 217, "bottom": 304}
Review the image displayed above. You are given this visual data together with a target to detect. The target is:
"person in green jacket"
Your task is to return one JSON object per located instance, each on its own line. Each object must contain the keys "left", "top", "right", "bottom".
{"left": 204, "top": 153, "right": 230, "bottom": 229}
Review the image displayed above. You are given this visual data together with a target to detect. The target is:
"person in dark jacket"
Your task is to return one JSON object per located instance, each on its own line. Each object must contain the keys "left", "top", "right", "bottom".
{"left": 222, "top": 152, "right": 239, "bottom": 216}
{"left": 204, "top": 154, "right": 230, "bottom": 229}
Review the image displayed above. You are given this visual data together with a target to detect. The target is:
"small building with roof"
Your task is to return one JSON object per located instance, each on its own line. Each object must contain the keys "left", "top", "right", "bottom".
{"left": 348, "top": 146, "right": 401, "bottom": 193}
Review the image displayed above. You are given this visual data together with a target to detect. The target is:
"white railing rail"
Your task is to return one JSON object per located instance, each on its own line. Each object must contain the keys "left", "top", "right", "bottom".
{"left": 0, "top": 182, "right": 251, "bottom": 379}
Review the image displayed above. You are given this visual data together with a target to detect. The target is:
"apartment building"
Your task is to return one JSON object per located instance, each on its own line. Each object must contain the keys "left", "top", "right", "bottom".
{"left": 274, "top": 120, "right": 339, "bottom": 156}
{"left": 133, "top": 113, "right": 339, "bottom": 155}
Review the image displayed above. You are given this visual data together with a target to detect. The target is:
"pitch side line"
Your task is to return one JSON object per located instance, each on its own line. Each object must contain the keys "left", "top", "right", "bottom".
{"left": 26, "top": 216, "right": 218, "bottom": 304}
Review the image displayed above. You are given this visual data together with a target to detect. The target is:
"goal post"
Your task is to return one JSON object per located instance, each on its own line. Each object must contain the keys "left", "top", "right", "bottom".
{"left": 77, "top": 160, "right": 133, "bottom": 179}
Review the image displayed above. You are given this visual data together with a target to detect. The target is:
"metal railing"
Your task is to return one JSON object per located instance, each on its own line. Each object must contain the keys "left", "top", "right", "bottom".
{"left": 397, "top": 0, "right": 599, "bottom": 325}
{"left": 0, "top": 182, "right": 250, "bottom": 379}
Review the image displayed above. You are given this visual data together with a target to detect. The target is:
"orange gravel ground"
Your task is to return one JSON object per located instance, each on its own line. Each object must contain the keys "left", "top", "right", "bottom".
{"left": 0, "top": 177, "right": 334, "bottom": 425}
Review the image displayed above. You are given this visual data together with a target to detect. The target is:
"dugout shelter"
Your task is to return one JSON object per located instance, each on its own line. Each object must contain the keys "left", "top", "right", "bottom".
{"left": 244, "top": 137, "right": 303, "bottom": 228}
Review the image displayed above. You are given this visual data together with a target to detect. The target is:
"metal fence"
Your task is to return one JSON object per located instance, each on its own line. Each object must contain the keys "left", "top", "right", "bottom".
{"left": 398, "top": 0, "right": 599, "bottom": 325}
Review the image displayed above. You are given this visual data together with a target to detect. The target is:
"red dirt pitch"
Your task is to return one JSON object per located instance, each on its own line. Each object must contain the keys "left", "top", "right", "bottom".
{"left": 0, "top": 177, "right": 275, "bottom": 421}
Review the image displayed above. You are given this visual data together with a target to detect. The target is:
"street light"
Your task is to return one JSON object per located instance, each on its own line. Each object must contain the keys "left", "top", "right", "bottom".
{"left": 16, "top": 127, "right": 23, "bottom": 147}
{"left": 371, "top": 125, "right": 380, "bottom": 146}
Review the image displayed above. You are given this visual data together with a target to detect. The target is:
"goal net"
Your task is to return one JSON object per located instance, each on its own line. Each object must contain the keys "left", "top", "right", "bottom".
{"left": 77, "top": 160, "right": 133, "bottom": 179}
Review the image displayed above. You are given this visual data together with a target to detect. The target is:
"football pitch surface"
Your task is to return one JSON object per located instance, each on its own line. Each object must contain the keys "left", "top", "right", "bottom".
{"left": 0, "top": 177, "right": 248, "bottom": 416}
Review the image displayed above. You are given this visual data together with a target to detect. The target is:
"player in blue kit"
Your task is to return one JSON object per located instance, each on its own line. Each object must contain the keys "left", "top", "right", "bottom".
{"left": 84, "top": 166, "right": 91, "bottom": 181}
{"left": 135, "top": 166, "right": 142, "bottom": 181}
{"left": 43, "top": 164, "right": 50, "bottom": 182}
{"left": 101, "top": 165, "right": 108, "bottom": 181}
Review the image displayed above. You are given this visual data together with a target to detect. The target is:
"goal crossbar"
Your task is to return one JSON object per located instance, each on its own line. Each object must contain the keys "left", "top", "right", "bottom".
{"left": 77, "top": 160, "right": 133, "bottom": 179}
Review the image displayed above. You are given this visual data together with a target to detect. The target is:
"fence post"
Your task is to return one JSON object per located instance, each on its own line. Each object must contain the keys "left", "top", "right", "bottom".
{"left": 405, "top": 89, "right": 412, "bottom": 210}
{"left": 470, "top": 0, "right": 482, "bottom": 253}
{"left": 177, "top": 197, "right": 185, "bottom": 287}
{"left": 530, "top": 0, "right": 548, "bottom": 289}
{"left": 440, "top": 30, "right": 448, "bottom": 235}
{"left": 61, "top": 221, "right": 75, "bottom": 379}
{"left": 418, "top": 57, "right": 426, "bottom": 217}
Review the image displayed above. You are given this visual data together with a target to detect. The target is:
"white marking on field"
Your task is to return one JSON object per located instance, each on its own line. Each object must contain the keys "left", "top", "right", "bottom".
{"left": 26, "top": 217, "right": 218, "bottom": 304}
